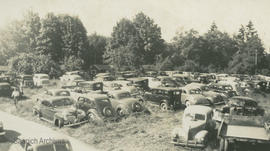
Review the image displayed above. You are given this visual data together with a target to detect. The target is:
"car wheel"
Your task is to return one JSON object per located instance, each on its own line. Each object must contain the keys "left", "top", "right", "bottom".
{"left": 117, "top": 108, "right": 125, "bottom": 117}
{"left": 132, "top": 102, "right": 142, "bottom": 112}
{"left": 185, "top": 100, "right": 191, "bottom": 107}
{"left": 103, "top": 107, "right": 113, "bottom": 117}
{"left": 160, "top": 102, "right": 168, "bottom": 111}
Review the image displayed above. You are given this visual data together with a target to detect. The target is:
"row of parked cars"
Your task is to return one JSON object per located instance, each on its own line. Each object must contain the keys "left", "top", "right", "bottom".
{"left": 1, "top": 70, "right": 270, "bottom": 151}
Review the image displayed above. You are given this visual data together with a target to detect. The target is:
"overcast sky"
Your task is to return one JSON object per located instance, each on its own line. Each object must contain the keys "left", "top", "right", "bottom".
{"left": 0, "top": 0, "right": 270, "bottom": 49}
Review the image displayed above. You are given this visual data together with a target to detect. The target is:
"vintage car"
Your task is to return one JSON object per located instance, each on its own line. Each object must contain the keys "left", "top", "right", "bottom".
{"left": 95, "top": 75, "right": 115, "bottom": 81}
{"left": 0, "top": 76, "right": 10, "bottom": 83}
{"left": 34, "top": 89, "right": 71, "bottom": 102}
{"left": 126, "top": 77, "right": 149, "bottom": 91}
{"left": 143, "top": 87, "right": 182, "bottom": 110}
{"left": 102, "top": 81, "right": 122, "bottom": 92}
{"left": 75, "top": 81, "right": 103, "bottom": 93}
{"left": 107, "top": 90, "right": 144, "bottom": 116}
{"left": 256, "top": 81, "right": 270, "bottom": 93}
{"left": 185, "top": 83, "right": 225, "bottom": 105}
{"left": 60, "top": 74, "right": 84, "bottom": 83}
{"left": 213, "top": 96, "right": 265, "bottom": 122}
{"left": 33, "top": 73, "right": 50, "bottom": 87}
{"left": 171, "top": 105, "right": 216, "bottom": 148}
{"left": 157, "top": 76, "right": 180, "bottom": 87}
{"left": 18, "top": 134, "right": 73, "bottom": 151}
{"left": 32, "top": 96, "right": 88, "bottom": 128}
{"left": 181, "top": 85, "right": 212, "bottom": 107}
{"left": 17, "top": 74, "right": 34, "bottom": 88}
{"left": 76, "top": 94, "right": 116, "bottom": 122}
{"left": 0, "top": 82, "right": 12, "bottom": 97}
{"left": 208, "top": 83, "right": 237, "bottom": 98}
{"left": 0, "top": 121, "right": 5, "bottom": 136}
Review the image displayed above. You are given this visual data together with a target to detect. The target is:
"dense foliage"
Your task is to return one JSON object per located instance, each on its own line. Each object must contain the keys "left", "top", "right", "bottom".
{"left": 0, "top": 10, "right": 269, "bottom": 76}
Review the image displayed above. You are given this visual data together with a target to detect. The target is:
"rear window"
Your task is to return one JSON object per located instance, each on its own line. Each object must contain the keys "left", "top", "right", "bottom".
{"left": 55, "top": 143, "right": 71, "bottom": 151}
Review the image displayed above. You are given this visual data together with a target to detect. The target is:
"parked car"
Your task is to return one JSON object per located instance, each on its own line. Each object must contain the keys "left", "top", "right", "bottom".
{"left": 76, "top": 94, "right": 116, "bottom": 122}
{"left": 60, "top": 74, "right": 84, "bottom": 83}
{"left": 0, "top": 121, "right": 5, "bottom": 137}
{"left": 32, "top": 96, "right": 88, "bottom": 128}
{"left": 185, "top": 83, "right": 225, "bottom": 105}
{"left": 171, "top": 105, "right": 216, "bottom": 148}
{"left": 181, "top": 85, "right": 212, "bottom": 107}
{"left": 33, "top": 73, "right": 50, "bottom": 87}
{"left": 18, "top": 134, "right": 73, "bottom": 151}
{"left": 126, "top": 77, "right": 149, "bottom": 91}
{"left": 0, "top": 82, "right": 12, "bottom": 97}
{"left": 0, "top": 76, "right": 10, "bottom": 83}
{"left": 208, "top": 83, "right": 237, "bottom": 98}
{"left": 256, "top": 81, "right": 270, "bottom": 93}
{"left": 213, "top": 96, "right": 265, "bottom": 122}
{"left": 17, "top": 74, "right": 34, "bottom": 88}
{"left": 107, "top": 90, "right": 144, "bottom": 116}
{"left": 143, "top": 87, "right": 182, "bottom": 110}
{"left": 34, "top": 89, "right": 71, "bottom": 102}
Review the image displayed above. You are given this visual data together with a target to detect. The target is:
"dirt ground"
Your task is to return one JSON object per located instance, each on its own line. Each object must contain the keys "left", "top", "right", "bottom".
{"left": 0, "top": 86, "right": 269, "bottom": 151}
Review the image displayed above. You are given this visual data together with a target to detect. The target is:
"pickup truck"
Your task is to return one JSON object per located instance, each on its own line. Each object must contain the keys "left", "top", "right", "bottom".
{"left": 218, "top": 116, "right": 270, "bottom": 151}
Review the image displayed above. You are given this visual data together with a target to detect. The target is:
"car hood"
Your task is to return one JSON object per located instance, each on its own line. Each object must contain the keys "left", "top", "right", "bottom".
{"left": 183, "top": 120, "right": 206, "bottom": 139}
{"left": 190, "top": 95, "right": 210, "bottom": 105}
{"left": 202, "top": 91, "right": 219, "bottom": 97}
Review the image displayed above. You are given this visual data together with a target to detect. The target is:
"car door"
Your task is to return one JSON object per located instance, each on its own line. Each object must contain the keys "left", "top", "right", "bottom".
{"left": 40, "top": 100, "right": 52, "bottom": 120}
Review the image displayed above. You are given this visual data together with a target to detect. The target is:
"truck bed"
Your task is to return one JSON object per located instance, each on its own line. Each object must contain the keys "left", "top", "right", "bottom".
{"left": 226, "top": 125, "right": 269, "bottom": 141}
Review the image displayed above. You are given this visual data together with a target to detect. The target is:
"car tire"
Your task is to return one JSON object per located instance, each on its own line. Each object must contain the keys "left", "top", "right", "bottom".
{"left": 103, "top": 107, "right": 113, "bottom": 117}
{"left": 160, "top": 102, "right": 168, "bottom": 111}
{"left": 132, "top": 102, "right": 142, "bottom": 112}
{"left": 117, "top": 108, "right": 125, "bottom": 117}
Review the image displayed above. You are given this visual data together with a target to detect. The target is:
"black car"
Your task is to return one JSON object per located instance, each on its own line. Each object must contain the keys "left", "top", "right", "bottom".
{"left": 219, "top": 96, "right": 264, "bottom": 116}
{"left": 256, "top": 81, "right": 270, "bottom": 93}
{"left": 208, "top": 83, "right": 237, "bottom": 98}
{"left": 127, "top": 77, "right": 149, "bottom": 91}
{"left": 143, "top": 87, "right": 182, "bottom": 111}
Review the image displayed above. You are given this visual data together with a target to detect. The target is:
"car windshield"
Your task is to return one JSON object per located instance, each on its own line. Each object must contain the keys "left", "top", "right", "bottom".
{"left": 52, "top": 98, "right": 73, "bottom": 107}
{"left": 116, "top": 92, "right": 131, "bottom": 99}
{"left": 190, "top": 89, "right": 201, "bottom": 94}
{"left": 185, "top": 113, "right": 205, "bottom": 121}
{"left": 73, "top": 77, "right": 83, "bottom": 80}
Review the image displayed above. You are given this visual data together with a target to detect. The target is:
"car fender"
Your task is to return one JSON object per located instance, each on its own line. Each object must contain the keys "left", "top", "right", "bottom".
{"left": 194, "top": 130, "right": 208, "bottom": 141}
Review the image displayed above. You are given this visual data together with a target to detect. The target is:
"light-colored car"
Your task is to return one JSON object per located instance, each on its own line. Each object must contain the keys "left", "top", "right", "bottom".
{"left": 60, "top": 74, "right": 84, "bottom": 82}
{"left": 0, "top": 121, "right": 5, "bottom": 136}
{"left": 171, "top": 105, "right": 216, "bottom": 148}
{"left": 33, "top": 73, "right": 50, "bottom": 87}
{"left": 181, "top": 85, "right": 212, "bottom": 107}
{"left": 185, "top": 83, "right": 225, "bottom": 105}
{"left": 107, "top": 90, "right": 144, "bottom": 116}
{"left": 34, "top": 89, "right": 71, "bottom": 102}
{"left": 32, "top": 96, "right": 88, "bottom": 128}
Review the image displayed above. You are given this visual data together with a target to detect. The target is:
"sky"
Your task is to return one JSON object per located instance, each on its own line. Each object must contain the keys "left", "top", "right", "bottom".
{"left": 0, "top": 0, "right": 270, "bottom": 49}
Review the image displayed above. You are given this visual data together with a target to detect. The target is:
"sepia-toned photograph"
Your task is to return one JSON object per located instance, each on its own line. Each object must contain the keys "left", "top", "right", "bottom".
{"left": 1, "top": 0, "right": 270, "bottom": 151}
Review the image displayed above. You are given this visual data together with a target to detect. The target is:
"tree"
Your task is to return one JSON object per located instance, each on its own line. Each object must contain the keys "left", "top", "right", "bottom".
{"left": 228, "top": 21, "right": 265, "bottom": 74}
{"left": 85, "top": 33, "right": 108, "bottom": 66}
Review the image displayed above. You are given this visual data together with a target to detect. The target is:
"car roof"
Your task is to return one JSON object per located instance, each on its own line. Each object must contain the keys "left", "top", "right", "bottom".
{"left": 108, "top": 90, "right": 130, "bottom": 95}
{"left": 151, "top": 87, "right": 180, "bottom": 91}
{"left": 230, "top": 96, "right": 257, "bottom": 102}
{"left": 80, "top": 81, "right": 102, "bottom": 84}
{"left": 127, "top": 77, "right": 147, "bottom": 81}
{"left": 79, "top": 93, "right": 109, "bottom": 100}
{"left": 42, "top": 96, "right": 73, "bottom": 102}
{"left": 0, "top": 82, "right": 10, "bottom": 86}
{"left": 183, "top": 83, "right": 205, "bottom": 90}
{"left": 47, "top": 89, "right": 69, "bottom": 93}
{"left": 184, "top": 105, "right": 212, "bottom": 114}
{"left": 34, "top": 73, "right": 48, "bottom": 76}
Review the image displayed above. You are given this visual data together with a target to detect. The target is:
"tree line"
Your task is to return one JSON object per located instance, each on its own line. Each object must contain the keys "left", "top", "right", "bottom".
{"left": 0, "top": 10, "right": 269, "bottom": 77}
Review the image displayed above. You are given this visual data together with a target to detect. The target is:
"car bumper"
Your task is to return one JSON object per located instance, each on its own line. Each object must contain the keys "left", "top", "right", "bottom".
{"left": 213, "top": 101, "right": 225, "bottom": 105}
{"left": 64, "top": 119, "right": 89, "bottom": 127}
{"left": 171, "top": 140, "right": 206, "bottom": 148}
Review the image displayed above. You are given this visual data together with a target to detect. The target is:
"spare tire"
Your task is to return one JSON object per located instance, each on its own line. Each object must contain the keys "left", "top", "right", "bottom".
{"left": 103, "top": 107, "right": 113, "bottom": 117}
{"left": 132, "top": 102, "right": 142, "bottom": 112}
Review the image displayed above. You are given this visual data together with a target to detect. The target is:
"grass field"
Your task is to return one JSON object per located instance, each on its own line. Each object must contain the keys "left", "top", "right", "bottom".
{"left": 0, "top": 86, "right": 270, "bottom": 151}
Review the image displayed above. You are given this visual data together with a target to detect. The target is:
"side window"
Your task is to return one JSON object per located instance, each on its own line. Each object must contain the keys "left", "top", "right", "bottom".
{"left": 41, "top": 101, "right": 51, "bottom": 107}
